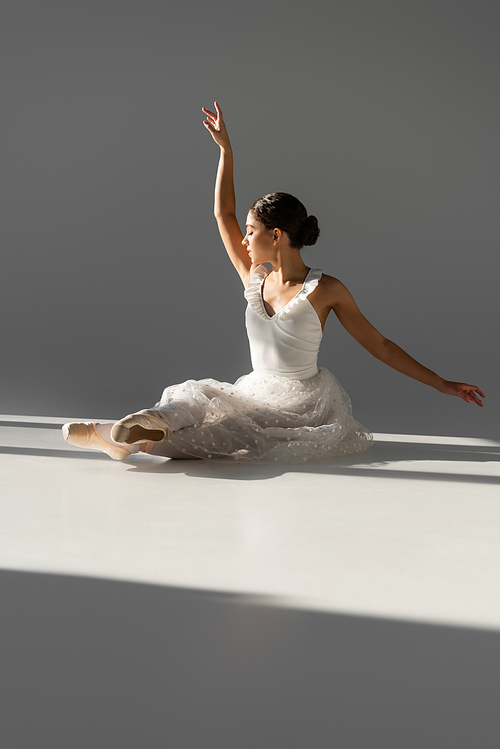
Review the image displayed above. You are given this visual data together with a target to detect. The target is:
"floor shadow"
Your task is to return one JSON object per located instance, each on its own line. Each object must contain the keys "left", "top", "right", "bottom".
{"left": 2, "top": 425, "right": 499, "bottom": 483}
{"left": 1, "top": 568, "right": 498, "bottom": 749}
{"left": 0, "top": 445, "right": 110, "bottom": 460}
{"left": 0, "top": 420, "right": 64, "bottom": 430}
{"left": 126, "top": 438, "right": 500, "bottom": 485}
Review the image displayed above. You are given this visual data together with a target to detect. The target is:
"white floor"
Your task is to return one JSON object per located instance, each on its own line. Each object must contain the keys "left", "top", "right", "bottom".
{"left": 1, "top": 413, "right": 499, "bottom": 630}
{"left": 2, "top": 415, "right": 500, "bottom": 749}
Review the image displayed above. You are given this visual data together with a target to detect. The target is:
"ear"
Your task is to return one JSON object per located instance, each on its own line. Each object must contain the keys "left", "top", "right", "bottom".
{"left": 273, "top": 228, "right": 281, "bottom": 244}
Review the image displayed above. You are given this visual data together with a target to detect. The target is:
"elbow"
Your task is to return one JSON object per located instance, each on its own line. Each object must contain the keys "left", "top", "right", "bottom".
{"left": 372, "top": 337, "right": 393, "bottom": 361}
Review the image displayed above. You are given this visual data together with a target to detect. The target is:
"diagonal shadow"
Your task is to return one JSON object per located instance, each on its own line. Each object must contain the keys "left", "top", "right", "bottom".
{"left": 1, "top": 568, "right": 499, "bottom": 749}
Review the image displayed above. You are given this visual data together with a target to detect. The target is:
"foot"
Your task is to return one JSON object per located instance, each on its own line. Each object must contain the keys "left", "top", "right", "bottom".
{"left": 62, "top": 422, "right": 131, "bottom": 461}
{"left": 111, "top": 413, "right": 172, "bottom": 445}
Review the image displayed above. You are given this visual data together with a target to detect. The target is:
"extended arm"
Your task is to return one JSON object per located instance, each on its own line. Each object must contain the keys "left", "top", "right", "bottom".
{"left": 202, "top": 103, "right": 251, "bottom": 284}
{"left": 328, "top": 278, "right": 485, "bottom": 406}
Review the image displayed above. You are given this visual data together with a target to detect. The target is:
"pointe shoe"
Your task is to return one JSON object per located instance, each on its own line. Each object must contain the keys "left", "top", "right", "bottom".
{"left": 62, "top": 422, "right": 131, "bottom": 461}
{"left": 111, "top": 413, "right": 172, "bottom": 445}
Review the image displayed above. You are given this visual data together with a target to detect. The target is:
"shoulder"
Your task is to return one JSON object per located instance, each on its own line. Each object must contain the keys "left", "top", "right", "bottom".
{"left": 305, "top": 272, "right": 357, "bottom": 330}
{"left": 315, "top": 273, "right": 353, "bottom": 310}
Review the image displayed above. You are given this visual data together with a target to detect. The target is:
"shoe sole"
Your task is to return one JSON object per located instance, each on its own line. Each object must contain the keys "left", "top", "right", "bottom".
{"left": 112, "top": 423, "right": 167, "bottom": 445}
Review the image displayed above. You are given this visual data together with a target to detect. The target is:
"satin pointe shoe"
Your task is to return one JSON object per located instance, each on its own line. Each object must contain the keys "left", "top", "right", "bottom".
{"left": 62, "top": 422, "right": 131, "bottom": 461}
{"left": 110, "top": 413, "right": 172, "bottom": 446}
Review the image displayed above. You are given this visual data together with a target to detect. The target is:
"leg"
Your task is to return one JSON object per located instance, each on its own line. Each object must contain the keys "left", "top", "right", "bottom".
{"left": 149, "top": 442, "right": 201, "bottom": 459}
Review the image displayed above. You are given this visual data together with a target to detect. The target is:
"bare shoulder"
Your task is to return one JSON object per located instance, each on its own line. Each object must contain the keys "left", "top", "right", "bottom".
{"left": 307, "top": 272, "right": 355, "bottom": 330}
{"left": 315, "top": 273, "right": 353, "bottom": 310}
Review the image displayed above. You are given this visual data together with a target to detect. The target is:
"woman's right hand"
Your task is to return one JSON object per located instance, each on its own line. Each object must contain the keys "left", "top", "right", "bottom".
{"left": 202, "top": 101, "right": 231, "bottom": 149}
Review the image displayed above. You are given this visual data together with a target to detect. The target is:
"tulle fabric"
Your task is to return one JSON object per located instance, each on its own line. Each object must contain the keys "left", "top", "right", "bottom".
{"left": 149, "top": 367, "right": 372, "bottom": 463}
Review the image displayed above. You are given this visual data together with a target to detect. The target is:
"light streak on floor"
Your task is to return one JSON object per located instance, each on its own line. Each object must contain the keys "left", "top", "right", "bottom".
{"left": 1, "top": 414, "right": 499, "bottom": 631}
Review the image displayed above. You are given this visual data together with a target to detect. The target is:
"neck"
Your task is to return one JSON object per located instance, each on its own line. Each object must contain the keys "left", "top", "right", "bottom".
{"left": 269, "top": 248, "right": 309, "bottom": 284}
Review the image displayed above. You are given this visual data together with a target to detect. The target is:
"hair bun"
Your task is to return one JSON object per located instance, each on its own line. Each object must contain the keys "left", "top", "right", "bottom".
{"left": 250, "top": 193, "right": 320, "bottom": 249}
{"left": 298, "top": 215, "right": 320, "bottom": 247}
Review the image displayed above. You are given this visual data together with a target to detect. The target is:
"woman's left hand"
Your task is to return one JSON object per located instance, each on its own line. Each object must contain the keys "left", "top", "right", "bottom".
{"left": 439, "top": 380, "right": 485, "bottom": 406}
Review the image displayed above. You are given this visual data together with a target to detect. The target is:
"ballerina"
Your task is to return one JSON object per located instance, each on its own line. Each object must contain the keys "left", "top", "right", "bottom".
{"left": 63, "top": 102, "right": 484, "bottom": 463}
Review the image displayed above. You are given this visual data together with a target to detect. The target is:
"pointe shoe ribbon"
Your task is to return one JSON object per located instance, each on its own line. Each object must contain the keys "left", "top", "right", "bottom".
{"left": 62, "top": 422, "right": 130, "bottom": 461}
{"left": 111, "top": 413, "right": 172, "bottom": 445}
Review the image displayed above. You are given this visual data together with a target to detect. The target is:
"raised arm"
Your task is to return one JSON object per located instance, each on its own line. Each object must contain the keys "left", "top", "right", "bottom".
{"left": 319, "top": 276, "right": 485, "bottom": 406}
{"left": 202, "top": 102, "right": 251, "bottom": 285}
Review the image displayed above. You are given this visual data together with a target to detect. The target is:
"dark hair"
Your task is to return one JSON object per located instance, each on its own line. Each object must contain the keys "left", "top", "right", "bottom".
{"left": 250, "top": 192, "right": 320, "bottom": 249}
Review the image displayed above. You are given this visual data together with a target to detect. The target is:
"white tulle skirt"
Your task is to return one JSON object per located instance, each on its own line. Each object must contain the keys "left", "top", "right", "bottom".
{"left": 149, "top": 368, "right": 372, "bottom": 463}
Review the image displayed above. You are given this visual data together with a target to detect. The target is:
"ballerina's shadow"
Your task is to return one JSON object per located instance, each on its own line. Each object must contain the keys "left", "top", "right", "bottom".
{"left": 125, "top": 438, "right": 500, "bottom": 485}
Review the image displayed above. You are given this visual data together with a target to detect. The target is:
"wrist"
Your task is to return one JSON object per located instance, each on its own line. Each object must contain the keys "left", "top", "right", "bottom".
{"left": 435, "top": 376, "right": 447, "bottom": 393}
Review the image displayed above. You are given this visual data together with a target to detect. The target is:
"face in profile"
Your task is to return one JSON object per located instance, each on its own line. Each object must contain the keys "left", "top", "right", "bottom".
{"left": 242, "top": 211, "right": 276, "bottom": 263}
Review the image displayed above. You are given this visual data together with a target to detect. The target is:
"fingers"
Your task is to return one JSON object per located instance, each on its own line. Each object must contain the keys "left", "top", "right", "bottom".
{"left": 202, "top": 114, "right": 217, "bottom": 129}
{"left": 446, "top": 380, "right": 485, "bottom": 406}
{"left": 202, "top": 102, "right": 223, "bottom": 125}
{"left": 462, "top": 385, "right": 485, "bottom": 407}
{"left": 465, "top": 393, "right": 481, "bottom": 406}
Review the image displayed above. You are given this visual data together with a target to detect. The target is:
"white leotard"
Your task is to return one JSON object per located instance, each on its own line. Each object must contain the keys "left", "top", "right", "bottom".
{"left": 244, "top": 265, "right": 323, "bottom": 380}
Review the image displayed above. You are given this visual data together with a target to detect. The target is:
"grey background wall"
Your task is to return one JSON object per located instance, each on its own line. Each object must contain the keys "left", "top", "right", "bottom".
{"left": 1, "top": 0, "right": 498, "bottom": 438}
